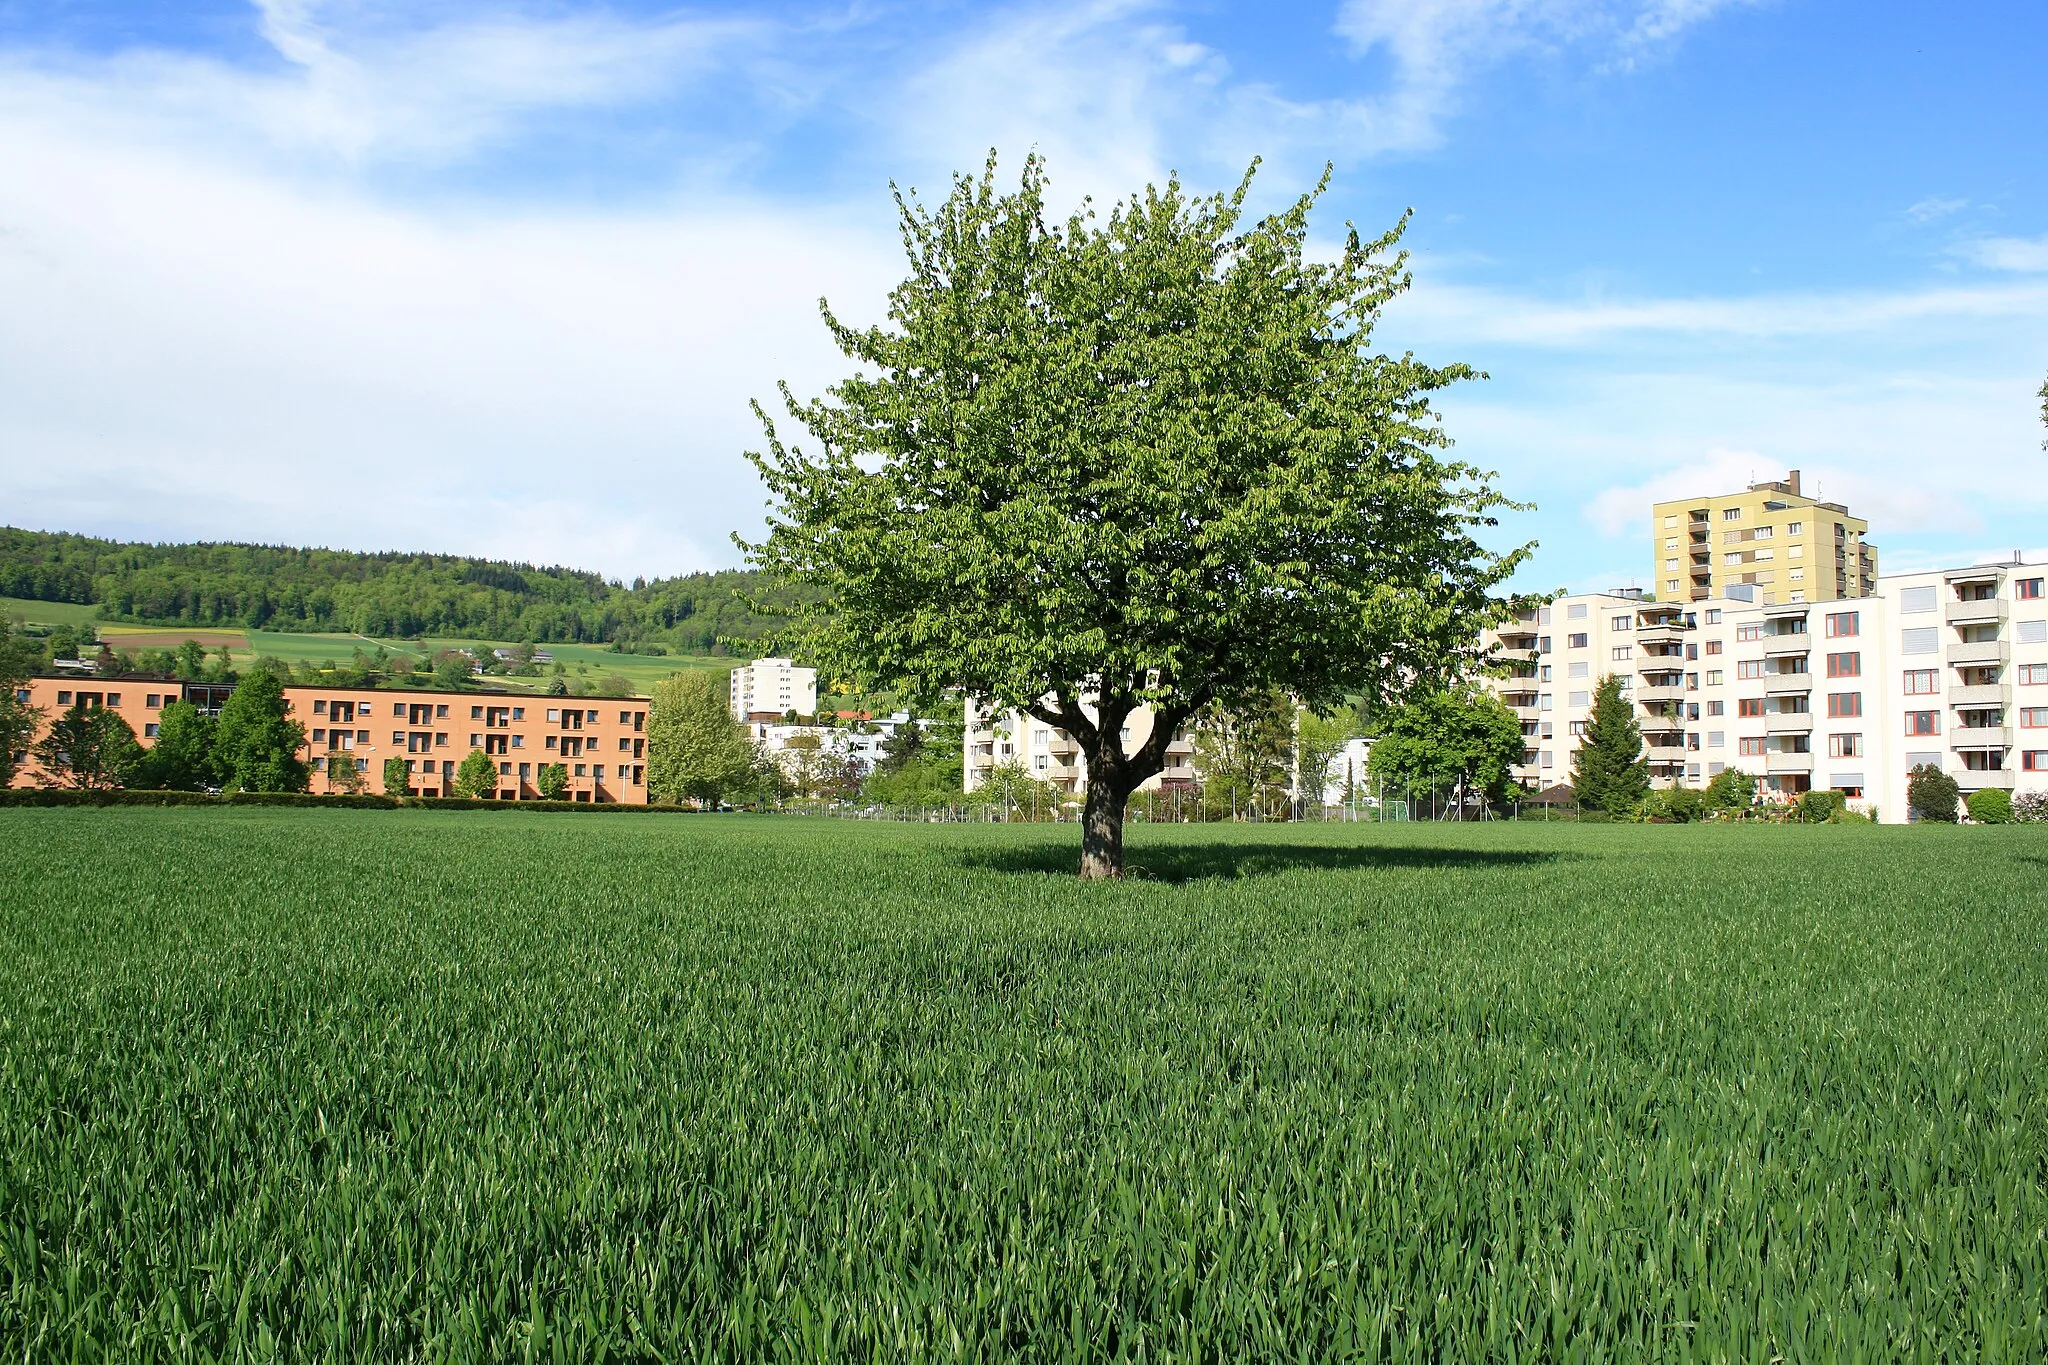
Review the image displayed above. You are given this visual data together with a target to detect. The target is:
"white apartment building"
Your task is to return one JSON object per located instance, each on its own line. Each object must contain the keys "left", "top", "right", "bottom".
{"left": 1480, "top": 554, "right": 2048, "bottom": 820}
{"left": 1486, "top": 591, "right": 1651, "bottom": 790}
{"left": 962, "top": 697, "right": 1197, "bottom": 800}
{"left": 745, "top": 709, "right": 925, "bottom": 782}
{"left": 729, "top": 657, "right": 818, "bottom": 721}
{"left": 1870, "top": 558, "right": 2048, "bottom": 818}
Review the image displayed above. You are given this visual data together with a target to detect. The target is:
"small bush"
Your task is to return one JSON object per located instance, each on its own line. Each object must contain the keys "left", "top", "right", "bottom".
{"left": 1907, "top": 765, "right": 1960, "bottom": 824}
{"left": 1795, "top": 790, "right": 1847, "bottom": 824}
{"left": 1966, "top": 788, "right": 2015, "bottom": 825}
{"left": 2014, "top": 790, "right": 2048, "bottom": 823}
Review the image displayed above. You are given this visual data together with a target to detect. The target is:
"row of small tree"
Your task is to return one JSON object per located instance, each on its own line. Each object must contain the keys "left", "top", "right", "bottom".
{"left": 2, "top": 668, "right": 313, "bottom": 793}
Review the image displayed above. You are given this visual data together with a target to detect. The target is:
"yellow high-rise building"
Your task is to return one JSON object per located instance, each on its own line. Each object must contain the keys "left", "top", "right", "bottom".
{"left": 1651, "top": 470, "right": 1876, "bottom": 605}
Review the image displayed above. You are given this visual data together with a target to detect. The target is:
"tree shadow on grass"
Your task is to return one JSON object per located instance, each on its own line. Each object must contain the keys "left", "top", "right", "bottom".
{"left": 958, "top": 842, "right": 1572, "bottom": 884}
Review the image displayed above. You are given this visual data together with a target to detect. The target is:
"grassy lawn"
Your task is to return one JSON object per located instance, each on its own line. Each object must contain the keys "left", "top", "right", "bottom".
{"left": 2, "top": 813, "right": 2043, "bottom": 1357}
{"left": 0, "top": 594, "right": 102, "bottom": 630}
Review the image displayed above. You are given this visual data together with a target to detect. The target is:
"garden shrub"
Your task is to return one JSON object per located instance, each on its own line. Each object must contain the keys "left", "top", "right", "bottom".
{"left": 1966, "top": 788, "right": 2014, "bottom": 825}
{"left": 1907, "top": 765, "right": 1960, "bottom": 824}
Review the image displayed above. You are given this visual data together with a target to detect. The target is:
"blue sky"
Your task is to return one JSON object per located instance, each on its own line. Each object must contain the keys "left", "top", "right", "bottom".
{"left": 1, "top": 0, "right": 2043, "bottom": 590}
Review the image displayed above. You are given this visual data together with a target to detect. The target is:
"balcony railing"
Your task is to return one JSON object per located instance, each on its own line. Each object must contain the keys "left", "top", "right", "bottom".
{"left": 1948, "top": 640, "right": 2010, "bottom": 667}
{"left": 1765, "top": 751, "right": 1814, "bottom": 773}
{"left": 1946, "top": 598, "right": 2007, "bottom": 626}
{"left": 1948, "top": 682, "right": 2007, "bottom": 707}
{"left": 1764, "top": 712, "right": 1814, "bottom": 733}
{"left": 1950, "top": 725, "right": 2012, "bottom": 750}
{"left": 1954, "top": 767, "right": 2016, "bottom": 790}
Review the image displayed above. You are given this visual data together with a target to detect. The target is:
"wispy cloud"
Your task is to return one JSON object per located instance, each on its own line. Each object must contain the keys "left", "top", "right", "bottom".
{"left": 1392, "top": 270, "right": 2048, "bottom": 345}
{"left": 1953, "top": 234, "right": 2048, "bottom": 273}
{"left": 1904, "top": 194, "right": 1969, "bottom": 223}
{"left": 0, "top": 0, "right": 767, "bottom": 167}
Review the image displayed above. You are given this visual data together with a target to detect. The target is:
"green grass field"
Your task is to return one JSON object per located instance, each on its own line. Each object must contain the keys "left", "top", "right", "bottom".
{"left": 2, "top": 813, "right": 2044, "bottom": 1358}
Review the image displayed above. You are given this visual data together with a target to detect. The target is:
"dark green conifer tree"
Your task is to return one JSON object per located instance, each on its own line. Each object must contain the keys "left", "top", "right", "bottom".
{"left": 1571, "top": 673, "right": 1648, "bottom": 814}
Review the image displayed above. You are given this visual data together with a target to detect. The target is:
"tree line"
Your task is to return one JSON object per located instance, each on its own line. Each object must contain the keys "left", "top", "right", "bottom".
{"left": 0, "top": 526, "right": 807, "bottom": 653}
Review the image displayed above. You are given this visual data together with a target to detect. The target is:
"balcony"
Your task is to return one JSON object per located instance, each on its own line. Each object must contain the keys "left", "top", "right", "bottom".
{"left": 969, "top": 752, "right": 995, "bottom": 769}
{"left": 1948, "top": 640, "right": 2010, "bottom": 668}
{"left": 1945, "top": 567, "right": 2003, "bottom": 587}
{"left": 1763, "top": 638, "right": 1810, "bottom": 658}
{"left": 1764, "top": 676, "right": 1812, "bottom": 695}
{"left": 1764, "top": 712, "right": 1814, "bottom": 734}
{"left": 1949, "top": 683, "right": 2007, "bottom": 707}
{"left": 1762, "top": 602, "right": 1810, "bottom": 621}
{"left": 1955, "top": 767, "right": 2017, "bottom": 791}
{"left": 1636, "top": 684, "right": 1687, "bottom": 704}
{"left": 1951, "top": 725, "right": 2012, "bottom": 750}
{"left": 1637, "top": 623, "right": 1686, "bottom": 646}
{"left": 1766, "top": 751, "right": 1814, "bottom": 774}
{"left": 1946, "top": 598, "right": 2006, "bottom": 626}
{"left": 1645, "top": 741, "right": 1688, "bottom": 759}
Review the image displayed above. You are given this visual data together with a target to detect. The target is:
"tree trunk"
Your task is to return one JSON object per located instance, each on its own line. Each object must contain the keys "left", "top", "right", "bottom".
{"left": 1080, "top": 775, "right": 1126, "bottom": 879}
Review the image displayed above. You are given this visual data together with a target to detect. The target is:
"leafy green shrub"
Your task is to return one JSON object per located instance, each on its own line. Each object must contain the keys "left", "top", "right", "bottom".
{"left": 1966, "top": 788, "right": 2015, "bottom": 825}
{"left": 1703, "top": 766, "right": 1756, "bottom": 814}
{"left": 1795, "top": 790, "right": 1847, "bottom": 824}
{"left": 1907, "top": 764, "right": 1960, "bottom": 823}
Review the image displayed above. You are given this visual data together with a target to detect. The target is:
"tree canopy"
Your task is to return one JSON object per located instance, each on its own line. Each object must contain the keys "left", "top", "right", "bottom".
{"left": 744, "top": 153, "right": 1531, "bottom": 876}
{"left": 0, "top": 525, "right": 802, "bottom": 655}
{"left": 1367, "top": 686, "right": 1526, "bottom": 812}
{"left": 1571, "top": 674, "right": 1648, "bottom": 814}
{"left": 31, "top": 702, "right": 143, "bottom": 789}
{"left": 213, "top": 672, "right": 310, "bottom": 793}
{"left": 137, "top": 700, "right": 216, "bottom": 791}
{"left": 646, "top": 671, "right": 755, "bottom": 808}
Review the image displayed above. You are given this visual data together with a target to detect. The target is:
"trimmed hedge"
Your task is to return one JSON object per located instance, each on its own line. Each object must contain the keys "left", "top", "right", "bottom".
{"left": 0, "top": 789, "right": 222, "bottom": 808}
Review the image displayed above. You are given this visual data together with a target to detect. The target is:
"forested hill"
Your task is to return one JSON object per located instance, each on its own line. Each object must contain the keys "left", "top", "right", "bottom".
{"left": 0, "top": 527, "right": 801, "bottom": 653}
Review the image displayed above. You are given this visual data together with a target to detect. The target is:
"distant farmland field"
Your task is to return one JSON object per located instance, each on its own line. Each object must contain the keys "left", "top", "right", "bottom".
{"left": 2, "top": 812, "right": 2043, "bottom": 1357}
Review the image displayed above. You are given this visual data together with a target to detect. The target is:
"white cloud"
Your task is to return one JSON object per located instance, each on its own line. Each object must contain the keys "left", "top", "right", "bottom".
{"left": 1955, "top": 235, "right": 2048, "bottom": 273}
{"left": 0, "top": 0, "right": 765, "bottom": 167}
{"left": 1334, "top": 0, "right": 1759, "bottom": 140}
{"left": 0, "top": 112, "right": 905, "bottom": 577}
{"left": 1389, "top": 269, "right": 2048, "bottom": 345}
{"left": 1904, "top": 194, "right": 1968, "bottom": 223}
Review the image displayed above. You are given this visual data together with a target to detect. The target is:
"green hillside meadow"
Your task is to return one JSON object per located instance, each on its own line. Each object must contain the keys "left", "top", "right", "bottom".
{"left": 2, "top": 812, "right": 2044, "bottom": 1358}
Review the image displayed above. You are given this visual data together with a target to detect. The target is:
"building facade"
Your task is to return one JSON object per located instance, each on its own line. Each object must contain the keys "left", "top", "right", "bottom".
{"left": 1650, "top": 470, "right": 1877, "bottom": 605}
{"left": 729, "top": 658, "right": 818, "bottom": 722}
{"left": 8, "top": 677, "right": 650, "bottom": 803}
{"left": 1480, "top": 555, "right": 2048, "bottom": 819}
{"left": 962, "top": 698, "right": 1197, "bottom": 800}
{"left": 1870, "top": 559, "right": 2048, "bottom": 819}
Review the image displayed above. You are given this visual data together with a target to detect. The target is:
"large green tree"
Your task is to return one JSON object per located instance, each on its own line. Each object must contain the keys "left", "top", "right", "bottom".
{"left": 646, "top": 671, "right": 755, "bottom": 807}
{"left": 1366, "top": 686, "right": 1525, "bottom": 815}
{"left": 0, "top": 620, "right": 45, "bottom": 788}
{"left": 456, "top": 747, "right": 499, "bottom": 799}
{"left": 137, "top": 700, "right": 216, "bottom": 790}
{"left": 744, "top": 154, "right": 1529, "bottom": 876}
{"left": 1571, "top": 674, "right": 1648, "bottom": 814}
{"left": 212, "top": 671, "right": 309, "bottom": 793}
{"left": 32, "top": 702, "right": 143, "bottom": 789}
{"left": 1193, "top": 692, "right": 1296, "bottom": 820}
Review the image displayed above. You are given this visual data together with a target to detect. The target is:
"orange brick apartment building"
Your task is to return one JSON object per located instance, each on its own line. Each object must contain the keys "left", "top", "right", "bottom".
{"left": 8, "top": 677, "right": 650, "bottom": 802}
